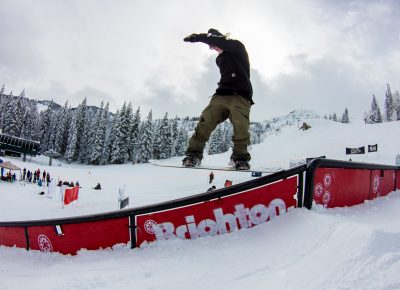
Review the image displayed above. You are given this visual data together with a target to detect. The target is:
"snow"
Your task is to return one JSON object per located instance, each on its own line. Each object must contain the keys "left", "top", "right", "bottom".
{"left": 1, "top": 118, "right": 400, "bottom": 290}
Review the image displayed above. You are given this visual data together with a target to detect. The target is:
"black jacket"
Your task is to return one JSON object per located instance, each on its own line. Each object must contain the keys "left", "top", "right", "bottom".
{"left": 194, "top": 34, "right": 253, "bottom": 104}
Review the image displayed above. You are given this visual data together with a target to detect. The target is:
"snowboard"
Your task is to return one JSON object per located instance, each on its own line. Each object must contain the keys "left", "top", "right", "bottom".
{"left": 148, "top": 160, "right": 282, "bottom": 174}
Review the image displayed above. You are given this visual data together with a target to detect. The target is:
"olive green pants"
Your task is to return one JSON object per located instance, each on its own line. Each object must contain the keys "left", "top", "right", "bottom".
{"left": 186, "top": 94, "right": 251, "bottom": 161}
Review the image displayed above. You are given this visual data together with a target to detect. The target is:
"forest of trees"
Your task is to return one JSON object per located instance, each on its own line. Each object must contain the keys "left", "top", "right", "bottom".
{"left": 322, "top": 83, "right": 400, "bottom": 124}
{"left": 364, "top": 84, "right": 400, "bottom": 124}
{"left": 0, "top": 85, "right": 266, "bottom": 165}
{"left": 1, "top": 83, "right": 398, "bottom": 165}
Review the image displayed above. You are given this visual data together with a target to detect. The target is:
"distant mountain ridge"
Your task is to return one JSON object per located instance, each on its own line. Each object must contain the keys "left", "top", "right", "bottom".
{"left": 263, "top": 109, "right": 320, "bottom": 129}
{"left": 30, "top": 97, "right": 322, "bottom": 123}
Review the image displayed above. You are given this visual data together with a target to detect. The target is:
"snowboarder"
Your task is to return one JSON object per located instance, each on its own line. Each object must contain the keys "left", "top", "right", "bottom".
{"left": 94, "top": 182, "right": 101, "bottom": 190}
{"left": 209, "top": 171, "right": 214, "bottom": 184}
{"left": 299, "top": 122, "right": 311, "bottom": 131}
{"left": 182, "top": 28, "right": 253, "bottom": 170}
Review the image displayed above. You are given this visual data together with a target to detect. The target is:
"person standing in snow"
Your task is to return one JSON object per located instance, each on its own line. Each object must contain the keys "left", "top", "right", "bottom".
{"left": 182, "top": 28, "right": 253, "bottom": 170}
{"left": 209, "top": 171, "right": 214, "bottom": 184}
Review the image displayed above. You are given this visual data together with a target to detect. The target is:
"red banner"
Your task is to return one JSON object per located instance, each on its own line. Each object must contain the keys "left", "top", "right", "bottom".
{"left": 64, "top": 186, "right": 79, "bottom": 205}
{"left": 28, "top": 217, "right": 130, "bottom": 255}
{"left": 313, "top": 168, "right": 396, "bottom": 208}
{"left": 135, "top": 176, "right": 298, "bottom": 247}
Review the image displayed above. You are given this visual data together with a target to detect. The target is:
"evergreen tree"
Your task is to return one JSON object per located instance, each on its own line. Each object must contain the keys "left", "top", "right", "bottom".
{"left": 73, "top": 98, "right": 88, "bottom": 160}
{"left": 171, "top": 116, "right": 179, "bottom": 157}
{"left": 384, "top": 83, "right": 394, "bottom": 122}
{"left": 2, "top": 93, "right": 25, "bottom": 137}
{"left": 152, "top": 119, "right": 162, "bottom": 159}
{"left": 78, "top": 111, "right": 93, "bottom": 163}
{"left": 137, "top": 110, "right": 153, "bottom": 163}
{"left": 208, "top": 124, "right": 224, "bottom": 155}
{"left": 394, "top": 91, "right": 400, "bottom": 121}
{"left": 154, "top": 113, "right": 172, "bottom": 159}
{"left": 47, "top": 109, "right": 59, "bottom": 151}
{"left": 105, "top": 110, "right": 119, "bottom": 164}
{"left": 125, "top": 103, "right": 134, "bottom": 161}
{"left": 88, "top": 102, "right": 108, "bottom": 165}
{"left": 368, "top": 94, "right": 382, "bottom": 123}
{"left": 175, "top": 127, "right": 188, "bottom": 156}
{"left": 341, "top": 108, "right": 350, "bottom": 123}
{"left": 332, "top": 113, "right": 338, "bottom": 122}
{"left": 130, "top": 106, "right": 141, "bottom": 162}
{"left": 38, "top": 100, "right": 54, "bottom": 151}
{"left": 54, "top": 102, "right": 70, "bottom": 155}
{"left": 64, "top": 111, "right": 78, "bottom": 162}
{"left": 111, "top": 102, "right": 130, "bottom": 164}
{"left": 21, "top": 100, "right": 39, "bottom": 140}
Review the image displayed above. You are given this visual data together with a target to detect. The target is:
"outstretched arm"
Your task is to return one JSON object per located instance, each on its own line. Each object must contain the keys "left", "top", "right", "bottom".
{"left": 183, "top": 33, "right": 239, "bottom": 53}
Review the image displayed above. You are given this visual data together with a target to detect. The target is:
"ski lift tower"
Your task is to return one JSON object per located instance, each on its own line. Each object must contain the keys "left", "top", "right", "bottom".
{"left": 43, "top": 149, "right": 62, "bottom": 166}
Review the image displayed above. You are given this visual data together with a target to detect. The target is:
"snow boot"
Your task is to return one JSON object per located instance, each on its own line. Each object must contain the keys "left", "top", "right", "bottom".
{"left": 235, "top": 160, "right": 250, "bottom": 170}
{"left": 182, "top": 156, "right": 201, "bottom": 167}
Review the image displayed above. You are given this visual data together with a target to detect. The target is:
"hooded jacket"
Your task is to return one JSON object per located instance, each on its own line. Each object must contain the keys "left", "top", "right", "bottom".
{"left": 193, "top": 33, "right": 253, "bottom": 104}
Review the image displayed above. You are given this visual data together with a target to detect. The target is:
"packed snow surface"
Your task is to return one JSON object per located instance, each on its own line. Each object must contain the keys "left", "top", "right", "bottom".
{"left": 1, "top": 118, "right": 399, "bottom": 290}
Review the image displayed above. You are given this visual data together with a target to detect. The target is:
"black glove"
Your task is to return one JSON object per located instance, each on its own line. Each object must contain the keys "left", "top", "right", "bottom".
{"left": 183, "top": 33, "right": 199, "bottom": 42}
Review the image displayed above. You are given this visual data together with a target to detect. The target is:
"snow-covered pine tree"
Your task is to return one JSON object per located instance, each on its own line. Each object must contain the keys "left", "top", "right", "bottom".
{"left": 394, "top": 90, "right": 400, "bottom": 121}
{"left": 2, "top": 93, "right": 25, "bottom": 137}
{"left": 125, "top": 103, "right": 134, "bottom": 161}
{"left": 175, "top": 126, "right": 188, "bottom": 156}
{"left": 368, "top": 94, "right": 383, "bottom": 124}
{"left": 64, "top": 111, "right": 78, "bottom": 162}
{"left": 137, "top": 110, "right": 153, "bottom": 163}
{"left": 158, "top": 113, "right": 173, "bottom": 159}
{"left": 54, "top": 102, "right": 70, "bottom": 155}
{"left": 111, "top": 102, "right": 130, "bottom": 164}
{"left": 332, "top": 113, "right": 338, "bottom": 122}
{"left": 78, "top": 111, "right": 93, "bottom": 163}
{"left": 88, "top": 102, "right": 108, "bottom": 165}
{"left": 341, "top": 108, "right": 350, "bottom": 123}
{"left": 73, "top": 98, "right": 88, "bottom": 160}
{"left": 21, "top": 99, "right": 39, "bottom": 140}
{"left": 152, "top": 119, "right": 162, "bottom": 159}
{"left": 105, "top": 110, "right": 119, "bottom": 164}
{"left": 47, "top": 109, "right": 59, "bottom": 151}
{"left": 384, "top": 84, "right": 394, "bottom": 122}
{"left": 130, "top": 106, "right": 141, "bottom": 162}
{"left": 208, "top": 125, "right": 224, "bottom": 155}
{"left": 98, "top": 102, "right": 109, "bottom": 164}
{"left": 171, "top": 116, "right": 179, "bottom": 157}
{"left": 38, "top": 100, "right": 54, "bottom": 151}
{"left": 223, "top": 124, "right": 233, "bottom": 152}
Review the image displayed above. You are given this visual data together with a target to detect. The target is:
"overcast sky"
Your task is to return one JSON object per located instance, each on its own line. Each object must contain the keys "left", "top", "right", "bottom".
{"left": 1, "top": 0, "right": 399, "bottom": 121}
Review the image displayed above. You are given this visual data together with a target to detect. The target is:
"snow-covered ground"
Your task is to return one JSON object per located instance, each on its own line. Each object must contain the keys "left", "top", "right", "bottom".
{"left": 1, "top": 118, "right": 400, "bottom": 290}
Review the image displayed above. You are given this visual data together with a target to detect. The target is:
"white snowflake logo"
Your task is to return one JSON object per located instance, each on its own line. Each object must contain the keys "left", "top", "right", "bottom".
{"left": 314, "top": 183, "right": 324, "bottom": 197}
{"left": 323, "top": 191, "right": 331, "bottom": 207}
{"left": 37, "top": 234, "right": 53, "bottom": 253}
{"left": 372, "top": 175, "right": 380, "bottom": 193}
{"left": 324, "top": 174, "right": 332, "bottom": 187}
{"left": 144, "top": 220, "right": 158, "bottom": 235}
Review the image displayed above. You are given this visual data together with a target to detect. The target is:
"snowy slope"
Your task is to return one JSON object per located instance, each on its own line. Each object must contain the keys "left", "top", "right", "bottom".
{"left": 0, "top": 118, "right": 400, "bottom": 290}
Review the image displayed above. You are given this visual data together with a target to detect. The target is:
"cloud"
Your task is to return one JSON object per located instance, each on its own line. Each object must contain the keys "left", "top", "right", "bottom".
{"left": 0, "top": 0, "right": 399, "bottom": 121}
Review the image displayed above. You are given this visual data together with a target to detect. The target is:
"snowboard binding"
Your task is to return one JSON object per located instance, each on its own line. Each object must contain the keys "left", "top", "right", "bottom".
{"left": 182, "top": 156, "right": 201, "bottom": 167}
{"left": 234, "top": 160, "right": 251, "bottom": 170}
